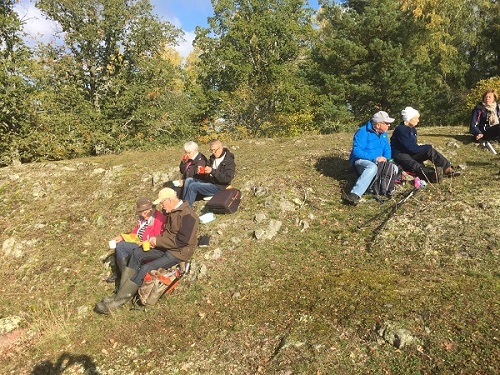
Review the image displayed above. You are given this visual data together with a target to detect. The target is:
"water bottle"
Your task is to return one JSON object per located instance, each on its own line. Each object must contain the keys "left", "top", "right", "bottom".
{"left": 414, "top": 177, "right": 421, "bottom": 189}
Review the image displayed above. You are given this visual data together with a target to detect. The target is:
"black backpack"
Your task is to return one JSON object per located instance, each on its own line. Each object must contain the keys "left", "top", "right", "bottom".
{"left": 371, "top": 161, "right": 399, "bottom": 197}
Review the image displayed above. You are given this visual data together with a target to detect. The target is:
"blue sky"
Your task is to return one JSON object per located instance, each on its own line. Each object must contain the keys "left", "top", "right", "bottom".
{"left": 14, "top": 0, "right": 319, "bottom": 58}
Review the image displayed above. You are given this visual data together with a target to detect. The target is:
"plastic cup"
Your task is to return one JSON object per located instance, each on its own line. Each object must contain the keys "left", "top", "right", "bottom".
{"left": 172, "top": 180, "right": 180, "bottom": 187}
{"left": 198, "top": 166, "right": 205, "bottom": 174}
{"left": 108, "top": 239, "right": 116, "bottom": 249}
{"left": 142, "top": 241, "right": 150, "bottom": 251}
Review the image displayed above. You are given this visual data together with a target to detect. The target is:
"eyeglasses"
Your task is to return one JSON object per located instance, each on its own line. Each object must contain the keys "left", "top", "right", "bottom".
{"left": 209, "top": 147, "right": 221, "bottom": 153}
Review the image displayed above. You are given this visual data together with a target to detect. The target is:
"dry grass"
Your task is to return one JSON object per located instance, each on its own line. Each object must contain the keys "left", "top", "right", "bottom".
{"left": 0, "top": 126, "right": 499, "bottom": 374}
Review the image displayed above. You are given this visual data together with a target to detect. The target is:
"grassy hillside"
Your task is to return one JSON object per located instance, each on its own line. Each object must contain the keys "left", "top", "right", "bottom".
{"left": 0, "top": 126, "right": 499, "bottom": 374}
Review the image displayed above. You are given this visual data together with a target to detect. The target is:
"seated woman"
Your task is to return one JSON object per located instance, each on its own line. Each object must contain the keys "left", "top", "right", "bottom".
{"left": 390, "top": 107, "right": 459, "bottom": 183}
{"left": 470, "top": 89, "right": 500, "bottom": 141}
{"left": 173, "top": 141, "right": 208, "bottom": 197}
{"left": 106, "top": 197, "right": 165, "bottom": 284}
{"left": 94, "top": 188, "right": 199, "bottom": 314}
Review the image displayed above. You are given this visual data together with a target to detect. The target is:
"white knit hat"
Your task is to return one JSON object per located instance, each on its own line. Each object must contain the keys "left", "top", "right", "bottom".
{"left": 401, "top": 107, "right": 420, "bottom": 122}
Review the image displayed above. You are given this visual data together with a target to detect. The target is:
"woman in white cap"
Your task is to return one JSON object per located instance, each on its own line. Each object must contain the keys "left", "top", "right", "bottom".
{"left": 390, "top": 107, "right": 460, "bottom": 182}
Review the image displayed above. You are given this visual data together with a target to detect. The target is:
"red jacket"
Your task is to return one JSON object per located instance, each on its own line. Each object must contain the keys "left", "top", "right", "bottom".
{"left": 130, "top": 210, "right": 166, "bottom": 241}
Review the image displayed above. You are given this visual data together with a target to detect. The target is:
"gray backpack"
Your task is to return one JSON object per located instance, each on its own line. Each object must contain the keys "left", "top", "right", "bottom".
{"left": 371, "top": 161, "right": 399, "bottom": 197}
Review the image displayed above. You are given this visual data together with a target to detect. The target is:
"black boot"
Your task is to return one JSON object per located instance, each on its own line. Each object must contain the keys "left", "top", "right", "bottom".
{"left": 95, "top": 279, "right": 140, "bottom": 314}
{"left": 418, "top": 167, "right": 441, "bottom": 183}
{"left": 105, "top": 255, "right": 128, "bottom": 283}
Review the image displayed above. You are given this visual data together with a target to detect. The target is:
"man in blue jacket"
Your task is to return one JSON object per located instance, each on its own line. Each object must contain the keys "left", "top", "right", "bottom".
{"left": 346, "top": 111, "right": 394, "bottom": 205}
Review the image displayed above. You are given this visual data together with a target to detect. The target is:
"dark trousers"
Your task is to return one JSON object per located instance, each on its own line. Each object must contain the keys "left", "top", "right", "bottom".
{"left": 128, "top": 248, "right": 181, "bottom": 285}
{"left": 394, "top": 147, "right": 451, "bottom": 173}
{"left": 479, "top": 124, "right": 500, "bottom": 141}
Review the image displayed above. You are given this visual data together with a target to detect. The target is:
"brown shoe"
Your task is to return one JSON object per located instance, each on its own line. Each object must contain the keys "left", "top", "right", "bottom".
{"left": 444, "top": 167, "right": 461, "bottom": 178}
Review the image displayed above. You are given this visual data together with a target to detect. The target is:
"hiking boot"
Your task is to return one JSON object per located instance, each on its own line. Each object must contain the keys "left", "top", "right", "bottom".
{"left": 345, "top": 193, "right": 360, "bottom": 206}
{"left": 418, "top": 167, "right": 439, "bottom": 183}
{"left": 105, "top": 274, "right": 118, "bottom": 283}
{"left": 443, "top": 166, "right": 461, "bottom": 178}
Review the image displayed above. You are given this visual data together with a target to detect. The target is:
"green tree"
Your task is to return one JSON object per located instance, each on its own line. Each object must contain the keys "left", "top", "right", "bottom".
{"left": 312, "top": 0, "right": 423, "bottom": 125}
{"left": 33, "top": 0, "right": 192, "bottom": 155}
{"left": 194, "top": 0, "right": 316, "bottom": 136}
{"left": 0, "top": 0, "right": 35, "bottom": 165}
{"left": 313, "top": 0, "right": 495, "bottom": 126}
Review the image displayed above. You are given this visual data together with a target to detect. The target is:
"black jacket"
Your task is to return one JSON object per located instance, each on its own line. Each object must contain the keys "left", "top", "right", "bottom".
{"left": 179, "top": 152, "right": 209, "bottom": 180}
{"left": 207, "top": 148, "right": 236, "bottom": 188}
{"left": 470, "top": 102, "right": 500, "bottom": 137}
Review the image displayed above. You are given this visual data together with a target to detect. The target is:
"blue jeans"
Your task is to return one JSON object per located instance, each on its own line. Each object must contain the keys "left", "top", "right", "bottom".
{"left": 351, "top": 159, "right": 378, "bottom": 198}
{"left": 183, "top": 178, "right": 222, "bottom": 206}
{"left": 115, "top": 241, "right": 141, "bottom": 262}
{"left": 128, "top": 248, "right": 181, "bottom": 285}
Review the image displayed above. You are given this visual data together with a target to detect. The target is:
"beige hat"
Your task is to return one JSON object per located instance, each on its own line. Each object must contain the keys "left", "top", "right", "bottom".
{"left": 153, "top": 188, "right": 177, "bottom": 204}
{"left": 136, "top": 197, "right": 153, "bottom": 212}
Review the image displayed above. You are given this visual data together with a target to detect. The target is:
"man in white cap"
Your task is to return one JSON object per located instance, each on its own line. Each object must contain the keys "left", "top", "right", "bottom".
{"left": 390, "top": 106, "right": 460, "bottom": 183}
{"left": 346, "top": 111, "right": 395, "bottom": 205}
{"left": 95, "top": 188, "right": 199, "bottom": 314}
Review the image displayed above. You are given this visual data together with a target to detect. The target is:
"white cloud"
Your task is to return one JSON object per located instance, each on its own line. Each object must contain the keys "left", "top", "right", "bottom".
{"left": 14, "top": 0, "right": 194, "bottom": 58}
{"left": 14, "top": 0, "right": 62, "bottom": 44}
{"left": 177, "top": 31, "right": 195, "bottom": 59}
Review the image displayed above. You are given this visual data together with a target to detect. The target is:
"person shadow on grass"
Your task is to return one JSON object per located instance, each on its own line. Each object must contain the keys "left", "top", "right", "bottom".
{"left": 30, "top": 352, "right": 99, "bottom": 375}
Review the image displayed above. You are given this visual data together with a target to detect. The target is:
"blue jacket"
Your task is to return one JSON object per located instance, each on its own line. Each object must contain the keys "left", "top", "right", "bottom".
{"left": 390, "top": 122, "right": 431, "bottom": 156}
{"left": 349, "top": 120, "right": 391, "bottom": 166}
{"left": 470, "top": 102, "right": 500, "bottom": 137}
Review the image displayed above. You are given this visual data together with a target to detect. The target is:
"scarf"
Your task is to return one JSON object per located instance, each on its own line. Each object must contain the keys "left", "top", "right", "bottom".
{"left": 483, "top": 102, "right": 499, "bottom": 126}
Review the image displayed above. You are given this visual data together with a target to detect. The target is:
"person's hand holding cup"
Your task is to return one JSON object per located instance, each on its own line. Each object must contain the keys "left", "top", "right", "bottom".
{"left": 108, "top": 239, "right": 117, "bottom": 249}
{"left": 182, "top": 154, "right": 189, "bottom": 161}
{"left": 142, "top": 240, "right": 151, "bottom": 251}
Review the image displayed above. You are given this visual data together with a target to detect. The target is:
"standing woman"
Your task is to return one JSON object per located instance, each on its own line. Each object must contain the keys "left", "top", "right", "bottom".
{"left": 470, "top": 89, "right": 500, "bottom": 141}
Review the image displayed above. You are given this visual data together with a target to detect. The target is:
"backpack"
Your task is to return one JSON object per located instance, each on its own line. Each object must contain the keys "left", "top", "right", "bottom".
{"left": 137, "top": 267, "right": 182, "bottom": 306}
{"left": 371, "top": 161, "right": 399, "bottom": 197}
{"left": 205, "top": 188, "right": 241, "bottom": 214}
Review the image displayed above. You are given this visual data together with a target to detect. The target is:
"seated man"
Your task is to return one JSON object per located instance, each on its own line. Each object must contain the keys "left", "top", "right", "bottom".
{"left": 391, "top": 107, "right": 459, "bottom": 182}
{"left": 345, "top": 111, "right": 394, "bottom": 206}
{"left": 94, "top": 188, "right": 199, "bottom": 314}
{"left": 182, "top": 139, "right": 236, "bottom": 206}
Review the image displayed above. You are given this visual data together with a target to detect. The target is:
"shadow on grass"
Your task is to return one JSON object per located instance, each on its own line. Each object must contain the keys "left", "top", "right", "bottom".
{"left": 315, "top": 155, "right": 356, "bottom": 199}
{"left": 30, "top": 352, "right": 99, "bottom": 375}
{"left": 425, "top": 133, "right": 475, "bottom": 145}
{"left": 315, "top": 155, "right": 354, "bottom": 181}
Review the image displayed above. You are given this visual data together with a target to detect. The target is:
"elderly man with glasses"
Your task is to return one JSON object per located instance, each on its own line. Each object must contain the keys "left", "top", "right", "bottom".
{"left": 182, "top": 139, "right": 236, "bottom": 206}
{"left": 345, "top": 111, "right": 395, "bottom": 206}
{"left": 95, "top": 188, "right": 199, "bottom": 314}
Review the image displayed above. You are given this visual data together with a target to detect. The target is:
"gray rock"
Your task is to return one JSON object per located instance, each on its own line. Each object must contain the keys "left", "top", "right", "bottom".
{"left": 254, "top": 213, "right": 267, "bottom": 223}
{"left": 0, "top": 316, "right": 22, "bottom": 334}
{"left": 279, "top": 199, "right": 295, "bottom": 212}
{"left": 254, "top": 220, "right": 282, "bottom": 240}
{"left": 377, "top": 322, "right": 421, "bottom": 349}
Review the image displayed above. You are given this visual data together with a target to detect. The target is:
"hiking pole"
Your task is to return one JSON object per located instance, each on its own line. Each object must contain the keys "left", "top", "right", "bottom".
{"left": 372, "top": 186, "right": 420, "bottom": 234}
